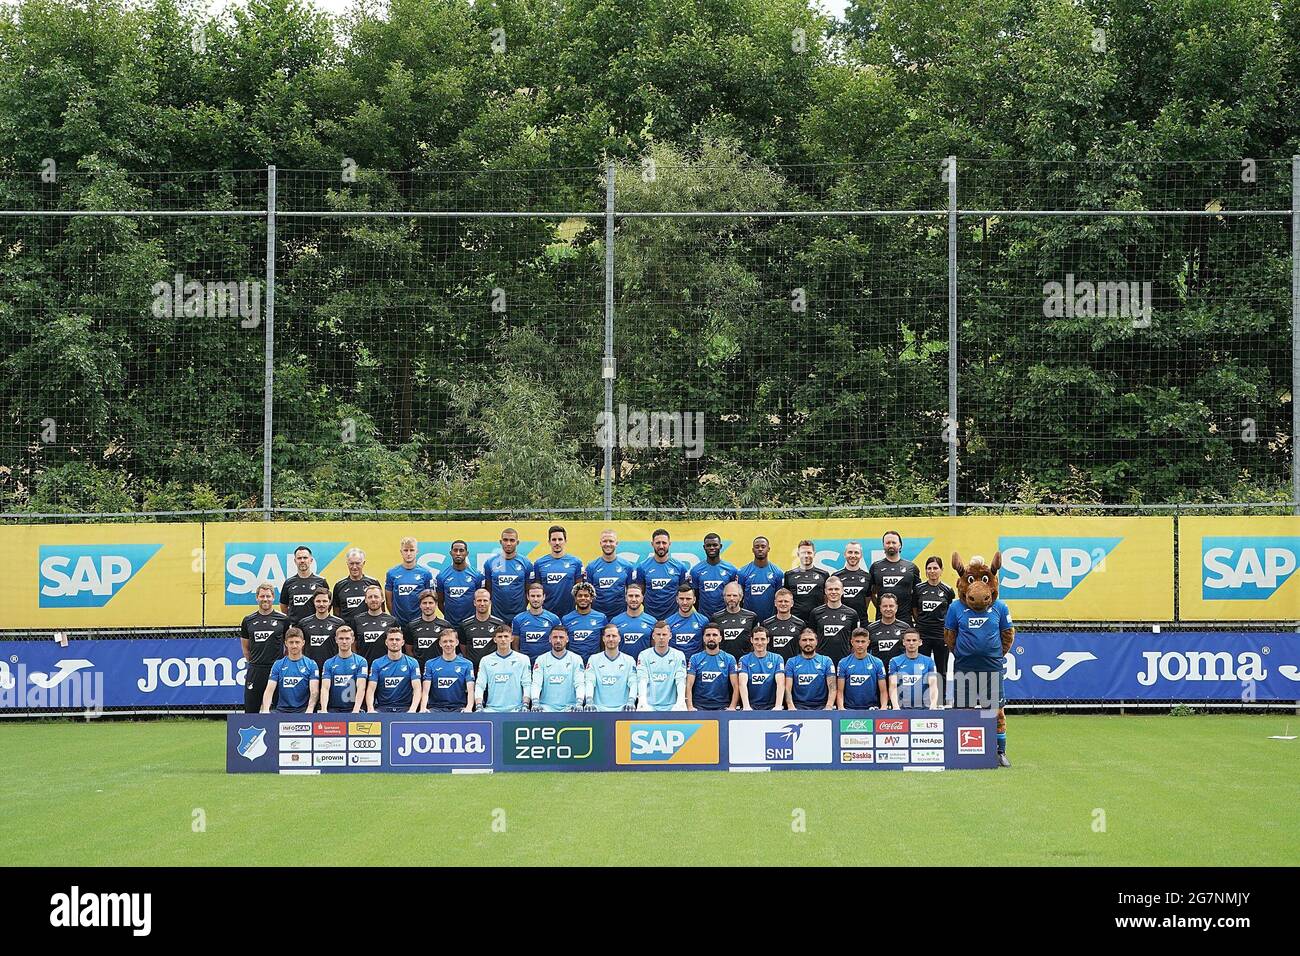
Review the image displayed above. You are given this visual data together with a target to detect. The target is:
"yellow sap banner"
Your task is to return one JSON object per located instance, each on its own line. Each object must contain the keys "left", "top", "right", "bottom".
{"left": 1178, "top": 516, "right": 1300, "bottom": 621}
{"left": 0, "top": 523, "right": 204, "bottom": 629}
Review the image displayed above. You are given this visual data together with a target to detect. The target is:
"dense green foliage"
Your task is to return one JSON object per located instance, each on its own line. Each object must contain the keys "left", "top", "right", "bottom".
{"left": 0, "top": 0, "right": 1296, "bottom": 515}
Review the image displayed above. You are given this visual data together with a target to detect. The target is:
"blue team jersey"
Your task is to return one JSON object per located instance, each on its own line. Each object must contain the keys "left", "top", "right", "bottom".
{"left": 785, "top": 654, "right": 836, "bottom": 709}
{"left": 837, "top": 653, "right": 887, "bottom": 709}
{"left": 422, "top": 655, "right": 474, "bottom": 710}
{"left": 270, "top": 656, "right": 318, "bottom": 712}
{"left": 688, "top": 651, "right": 737, "bottom": 709}
{"left": 944, "top": 600, "right": 1013, "bottom": 671}
{"left": 637, "top": 556, "right": 688, "bottom": 621}
{"left": 530, "top": 554, "right": 585, "bottom": 617}
{"left": 585, "top": 556, "right": 637, "bottom": 617}
{"left": 737, "top": 562, "right": 784, "bottom": 620}
{"left": 665, "top": 610, "right": 709, "bottom": 659}
{"left": 738, "top": 652, "right": 782, "bottom": 710}
{"left": 690, "top": 560, "right": 738, "bottom": 619}
{"left": 890, "top": 654, "right": 937, "bottom": 708}
{"left": 484, "top": 554, "right": 533, "bottom": 620}
{"left": 385, "top": 565, "right": 434, "bottom": 624}
{"left": 436, "top": 565, "right": 484, "bottom": 627}
{"left": 585, "top": 651, "right": 637, "bottom": 711}
{"left": 610, "top": 611, "right": 656, "bottom": 660}
{"left": 561, "top": 609, "right": 608, "bottom": 662}
{"left": 512, "top": 608, "right": 563, "bottom": 661}
{"left": 321, "top": 653, "right": 368, "bottom": 711}
{"left": 369, "top": 654, "right": 421, "bottom": 710}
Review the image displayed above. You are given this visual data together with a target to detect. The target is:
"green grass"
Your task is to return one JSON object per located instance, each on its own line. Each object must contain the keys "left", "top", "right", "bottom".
{"left": 3, "top": 714, "right": 1296, "bottom": 866}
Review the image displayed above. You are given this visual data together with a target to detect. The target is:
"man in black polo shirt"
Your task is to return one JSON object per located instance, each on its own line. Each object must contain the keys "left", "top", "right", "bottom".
{"left": 783, "top": 539, "right": 827, "bottom": 622}
{"left": 867, "top": 593, "right": 909, "bottom": 669}
{"left": 280, "top": 545, "right": 328, "bottom": 624}
{"left": 332, "top": 547, "right": 380, "bottom": 626}
{"left": 404, "top": 588, "right": 457, "bottom": 670}
{"left": 762, "top": 587, "right": 806, "bottom": 660}
{"left": 458, "top": 587, "right": 506, "bottom": 669}
{"left": 241, "top": 582, "right": 291, "bottom": 713}
{"left": 810, "top": 575, "right": 861, "bottom": 664}
{"left": 300, "top": 586, "right": 345, "bottom": 669}
{"left": 353, "top": 583, "right": 401, "bottom": 663}
{"left": 710, "top": 581, "right": 758, "bottom": 659}
{"left": 834, "top": 540, "right": 871, "bottom": 620}
{"left": 868, "top": 530, "right": 921, "bottom": 623}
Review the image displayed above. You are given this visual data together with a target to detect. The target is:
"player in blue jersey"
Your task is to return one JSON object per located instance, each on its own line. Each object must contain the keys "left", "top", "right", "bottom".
{"left": 784, "top": 627, "right": 837, "bottom": 710}
{"left": 610, "top": 582, "right": 656, "bottom": 659}
{"left": 737, "top": 536, "right": 785, "bottom": 621}
{"left": 561, "top": 582, "right": 607, "bottom": 663}
{"left": 320, "top": 626, "right": 368, "bottom": 713}
{"left": 436, "top": 539, "right": 484, "bottom": 627}
{"left": 686, "top": 624, "right": 738, "bottom": 711}
{"left": 483, "top": 527, "right": 533, "bottom": 620}
{"left": 585, "top": 529, "right": 637, "bottom": 617}
{"left": 738, "top": 626, "right": 784, "bottom": 711}
{"left": 636, "top": 622, "right": 687, "bottom": 711}
{"left": 420, "top": 631, "right": 476, "bottom": 713}
{"left": 365, "top": 627, "right": 422, "bottom": 712}
{"left": 665, "top": 583, "right": 709, "bottom": 659}
{"left": 690, "top": 531, "right": 738, "bottom": 619}
{"left": 945, "top": 552, "right": 1015, "bottom": 766}
{"left": 385, "top": 536, "right": 434, "bottom": 625}
{"left": 637, "top": 528, "right": 689, "bottom": 621}
{"left": 475, "top": 625, "right": 532, "bottom": 712}
{"left": 530, "top": 524, "right": 585, "bottom": 616}
{"left": 584, "top": 624, "right": 638, "bottom": 711}
{"left": 261, "top": 628, "right": 320, "bottom": 713}
{"left": 512, "top": 580, "right": 563, "bottom": 661}
{"left": 530, "top": 626, "right": 586, "bottom": 712}
{"left": 837, "top": 627, "right": 887, "bottom": 710}
{"left": 889, "top": 627, "right": 938, "bottom": 709}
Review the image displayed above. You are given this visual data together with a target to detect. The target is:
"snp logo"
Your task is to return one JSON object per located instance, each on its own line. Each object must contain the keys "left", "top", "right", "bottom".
{"left": 998, "top": 536, "right": 1121, "bottom": 600}
{"left": 1202, "top": 537, "right": 1300, "bottom": 600}
{"left": 225, "top": 541, "right": 347, "bottom": 605}
{"left": 39, "top": 545, "right": 162, "bottom": 608}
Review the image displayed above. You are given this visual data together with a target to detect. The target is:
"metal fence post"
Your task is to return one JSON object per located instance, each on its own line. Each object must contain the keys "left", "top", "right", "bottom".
{"left": 603, "top": 162, "right": 616, "bottom": 520}
{"left": 1292, "top": 155, "right": 1299, "bottom": 515}
{"left": 263, "top": 165, "right": 277, "bottom": 520}
{"left": 948, "top": 156, "right": 958, "bottom": 516}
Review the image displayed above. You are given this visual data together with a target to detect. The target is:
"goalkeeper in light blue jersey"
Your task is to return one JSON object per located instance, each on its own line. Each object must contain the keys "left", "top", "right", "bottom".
{"left": 474, "top": 624, "right": 532, "bottom": 713}
{"left": 584, "top": 623, "right": 639, "bottom": 711}
{"left": 530, "top": 626, "right": 586, "bottom": 712}
{"left": 636, "top": 621, "right": 687, "bottom": 712}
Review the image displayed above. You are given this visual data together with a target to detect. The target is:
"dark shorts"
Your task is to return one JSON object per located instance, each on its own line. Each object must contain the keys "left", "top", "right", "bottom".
{"left": 376, "top": 705, "right": 408, "bottom": 713}
{"left": 694, "top": 703, "right": 729, "bottom": 712}
{"left": 952, "top": 670, "right": 1005, "bottom": 709}
{"left": 793, "top": 701, "right": 829, "bottom": 711}
{"left": 274, "top": 704, "right": 307, "bottom": 714}
{"left": 244, "top": 665, "right": 273, "bottom": 714}
{"left": 430, "top": 703, "right": 464, "bottom": 713}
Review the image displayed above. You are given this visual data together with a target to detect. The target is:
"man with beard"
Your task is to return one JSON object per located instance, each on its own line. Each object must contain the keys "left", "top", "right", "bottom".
{"left": 562, "top": 581, "right": 608, "bottom": 663}
{"left": 783, "top": 539, "right": 827, "bottom": 622}
{"left": 686, "top": 623, "right": 738, "bottom": 711}
{"left": 241, "top": 582, "right": 291, "bottom": 714}
{"left": 737, "top": 536, "right": 784, "bottom": 621}
{"left": 300, "top": 586, "right": 345, "bottom": 669}
{"left": 610, "top": 581, "right": 656, "bottom": 660}
{"left": 689, "top": 531, "right": 737, "bottom": 619}
{"left": 637, "top": 528, "right": 688, "bottom": 623}
{"left": 280, "top": 546, "right": 328, "bottom": 624}
{"left": 404, "top": 588, "right": 457, "bottom": 670}
{"left": 761, "top": 588, "right": 805, "bottom": 660}
{"left": 784, "top": 627, "right": 837, "bottom": 711}
{"left": 512, "top": 580, "right": 563, "bottom": 662}
{"left": 868, "top": 530, "right": 921, "bottom": 623}
{"left": 664, "top": 583, "right": 709, "bottom": 661}
{"left": 867, "top": 593, "right": 909, "bottom": 669}
{"left": 710, "top": 581, "right": 758, "bottom": 659}
{"left": 354, "top": 584, "right": 402, "bottom": 664}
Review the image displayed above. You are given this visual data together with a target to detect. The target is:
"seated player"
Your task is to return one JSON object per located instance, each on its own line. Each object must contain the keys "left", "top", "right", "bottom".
{"left": 837, "top": 627, "right": 887, "bottom": 710}
{"left": 584, "top": 624, "right": 638, "bottom": 712}
{"left": 530, "top": 626, "right": 586, "bottom": 713}
{"left": 784, "top": 627, "right": 836, "bottom": 711}
{"left": 562, "top": 582, "right": 607, "bottom": 664}
{"left": 364, "top": 626, "right": 421, "bottom": 713}
{"left": 636, "top": 622, "right": 687, "bottom": 712}
{"left": 474, "top": 624, "right": 532, "bottom": 713}
{"left": 889, "top": 627, "right": 939, "bottom": 709}
{"left": 320, "top": 625, "right": 367, "bottom": 714}
{"left": 737, "top": 626, "right": 784, "bottom": 711}
{"left": 420, "top": 632, "right": 475, "bottom": 713}
{"left": 686, "top": 623, "right": 738, "bottom": 711}
{"left": 261, "top": 627, "right": 319, "bottom": 714}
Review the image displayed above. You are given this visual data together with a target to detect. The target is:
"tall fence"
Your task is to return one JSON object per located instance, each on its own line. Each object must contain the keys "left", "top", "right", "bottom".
{"left": 0, "top": 158, "right": 1296, "bottom": 520}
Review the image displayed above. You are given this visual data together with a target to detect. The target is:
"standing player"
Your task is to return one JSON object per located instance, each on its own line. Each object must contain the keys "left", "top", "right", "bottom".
{"left": 784, "top": 627, "right": 837, "bottom": 711}
{"left": 686, "top": 624, "right": 738, "bottom": 711}
{"left": 913, "top": 556, "right": 956, "bottom": 696}
{"left": 530, "top": 525, "right": 585, "bottom": 617}
{"left": 737, "top": 536, "right": 784, "bottom": 621}
{"left": 300, "top": 586, "right": 345, "bottom": 670}
{"left": 868, "top": 594, "right": 909, "bottom": 670}
{"left": 610, "top": 581, "right": 656, "bottom": 661}
{"left": 664, "top": 583, "right": 709, "bottom": 660}
{"left": 737, "top": 626, "right": 784, "bottom": 711}
{"left": 809, "top": 575, "right": 860, "bottom": 664}
{"left": 837, "top": 628, "right": 887, "bottom": 710}
{"left": 636, "top": 623, "right": 687, "bottom": 712}
{"left": 889, "top": 628, "right": 938, "bottom": 709}
{"left": 320, "top": 625, "right": 368, "bottom": 714}
{"left": 512, "top": 581, "right": 563, "bottom": 662}
{"left": 458, "top": 588, "right": 506, "bottom": 669}
{"left": 475, "top": 625, "right": 532, "bottom": 713}
{"left": 365, "top": 627, "right": 422, "bottom": 713}
{"left": 404, "top": 589, "right": 456, "bottom": 671}
{"left": 483, "top": 528, "right": 533, "bottom": 621}
{"left": 280, "top": 546, "right": 328, "bottom": 624}
{"left": 332, "top": 548, "right": 380, "bottom": 627}
{"left": 261, "top": 627, "right": 319, "bottom": 713}
{"left": 585, "top": 529, "right": 636, "bottom": 618}
{"left": 690, "top": 532, "right": 737, "bottom": 619}
{"left": 945, "top": 553, "right": 1014, "bottom": 767}
{"left": 834, "top": 541, "right": 872, "bottom": 620}
{"left": 385, "top": 537, "right": 434, "bottom": 626}
{"left": 420, "top": 631, "right": 475, "bottom": 713}
{"left": 530, "top": 626, "right": 586, "bottom": 712}
{"left": 354, "top": 584, "right": 402, "bottom": 663}
{"left": 783, "top": 539, "right": 828, "bottom": 622}
{"left": 869, "top": 531, "right": 921, "bottom": 623}
{"left": 638, "top": 529, "right": 688, "bottom": 623}
{"left": 762, "top": 588, "right": 806, "bottom": 660}
{"left": 711, "top": 581, "right": 758, "bottom": 659}
{"left": 562, "top": 582, "right": 607, "bottom": 663}
{"left": 584, "top": 624, "right": 639, "bottom": 711}
{"left": 241, "top": 582, "right": 291, "bottom": 714}
{"left": 436, "top": 540, "right": 484, "bottom": 630}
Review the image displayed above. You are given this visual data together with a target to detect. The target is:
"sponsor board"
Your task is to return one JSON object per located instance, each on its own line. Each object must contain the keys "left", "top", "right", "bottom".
{"left": 348, "top": 752, "right": 381, "bottom": 767}
{"left": 1179, "top": 517, "right": 1300, "bottom": 620}
{"left": 278, "top": 737, "right": 311, "bottom": 752}
{"left": 840, "top": 749, "right": 875, "bottom": 763}
{"left": 313, "top": 721, "right": 346, "bottom": 737}
{"left": 839, "top": 733, "right": 874, "bottom": 747}
{"left": 912, "top": 749, "right": 944, "bottom": 763}
{"left": 388, "top": 721, "right": 493, "bottom": 767}
{"left": 313, "top": 752, "right": 346, "bottom": 767}
{"left": 504, "top": 722, "right": 606, "bottom": 767}
{"left": 279, "top": 751, "right": 312, "bottom": 768}
{"left": 728, "top": 719, "right": 833, "bottom": 765}
{"left": 958, "top": 727, "right": 986, "bottom": 754}
{"left": 875, "top": 718, "right": 909, "bottom": 733}
{"left": 280, "top": 722, "right": 312, "bottom": 736}
{"left": 910, "top": 734, "right": 944, "bottom": 747}
{"left": 348, "top": 721, "right": 382, "bottom": 736}
{"left": 876, "top": 750, "right": 908, "bottom": 764}
{"left": 910, "top": 718, "right": 943, "bottom": 732}
{"left": 839, "top": 718, "right": 873, "bottom": 733}
{"left": 313, "top": 737, "right": 346, "bottom": 752}
{"left": 347, "top": 736, "right": 382, "bottom": 751}
{"left": 615, "top": 721, "right": 720, "bottom": 765}
{"left": 876, "top": 733, "right": 907, "bottom": 748}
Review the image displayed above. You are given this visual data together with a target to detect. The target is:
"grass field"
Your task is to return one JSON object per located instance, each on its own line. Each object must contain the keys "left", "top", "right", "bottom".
{"left": 3, "top": 714, "right": 1295, "bottom": 866}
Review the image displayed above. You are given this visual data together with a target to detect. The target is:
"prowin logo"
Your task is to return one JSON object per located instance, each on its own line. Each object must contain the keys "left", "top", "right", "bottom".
{"left": 225, "top": 541, "right": 348, "bottom": 605}
{"left": 39, "top": 545, "right": 162, "bottom": 608}
{"left": 998, "top": 537, "right": 1121, "bottom": 600}
{"left": 1202, "top": 537, "right": 1300, "bottom": 600}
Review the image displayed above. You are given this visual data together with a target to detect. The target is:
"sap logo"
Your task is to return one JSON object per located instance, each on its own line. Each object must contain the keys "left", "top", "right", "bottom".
{"left": 629, "top": 724, "right": 698, "bottom": 758}
{"left": 437, "top": 677, "right": 457, "bottom": 688}
{"left": 547, "top": 674, "right": 566, "bottom": 685}
{"left": 848, "top": 674, "right": 868, "bottom": 686}
{"left": 795, "top": 582, "right": 816, "bottom": 594}
{"left": 600, "top": 675, "right": 619, "bottom": 685}
{"left": 920, "top": 599, "right": 942, "bottom": 612}
{"left": 496, "top": 574, "right": 520, "bottom": 587}
{"left": 473, "top": 637, "right": 492, "bottom": 648}
{"left": 749, "top": 583, "right": 774, "bottom": 595}
{"left": 1138, "top": 651, "right": 1266, "bottom": 686}
{"left": 446, "top": 586, "right": 471, "bottom": 598}
{"left": 493, "top": 673, "right": 510, "bottom": 682}
{"left": 1202, "top": 537, "right": 1300, "bottom": 599}
{"left": 332, "top": 675, "right": 352, "bottom": 687}
{"left": 998, "top": 536, "right": 1121, "bottom": 599}
{"left": 749, "top": 672, "right": 769, "bottom": 684}
{"left": 651, "top": 672, "right": 668, "bottom": 683}
{"left": 546, "top": 572, "right": 566, "bottom": 584}
{"left": 700, "top": 580, "right": 724, "bottom": 593}
{"left": 281, "top": 676, "right": 304, "bottom": 688}
{"left": 309, "top": 634, "right": 327, "bottom": 647}
{"left": 383, "top": 677, "right": 403, "bottom": 688}
{"left": 723, "top": 627, "right": 744, "bottom": 639}
{"left": 881, "top": 575, "right": 903, "bottom": 588}
{"left": 966, "top": 616, "right": 989, "bottom": 629}
{"left": 842, "top": 584, "right": 865, "bottom": 597}
{"left": 225, "top": 542, "right": 347, "bottom": 605}
{"left": 39, "top": 545, "right": 162, "bottom": 608}
{"left": 417, "top": 637, "right": 436, "bottom": 648}
{"left": 396, "top": 583, "right": 421, "bottom": 596}
{"left": 596, "top": 576, "right": 619, "bottom": 589}
{"left": 699, "top": 671, "right": 720, "bottom": 682}
{"left": 139, "top": 657, "right": 245, "bottom": 692}
{"left": 797, "top": 673, "right": 816, "bottom": 685}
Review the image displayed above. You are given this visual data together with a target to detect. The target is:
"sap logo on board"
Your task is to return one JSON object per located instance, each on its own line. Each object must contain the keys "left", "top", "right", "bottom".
{"left": 39, "top": 545, "right": 163, "bottom": 608}
{"left": 997, "top": 537, "right": 1121, "bottom": 600}
{"left": 1201, "top": 537, "right": 1300, "bottom": 600}
{"left": 224, "top": 542, "right": 348, "bottom": 605}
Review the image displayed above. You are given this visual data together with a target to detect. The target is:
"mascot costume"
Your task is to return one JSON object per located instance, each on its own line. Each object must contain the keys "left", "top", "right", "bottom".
{"left": 943, "top": 552, "right": 1015, "bottom": 767}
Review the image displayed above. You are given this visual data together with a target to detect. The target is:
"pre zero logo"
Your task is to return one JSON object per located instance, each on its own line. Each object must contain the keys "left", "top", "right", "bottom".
{"left": 39, "top": 544, "right": 162, "bottom": 608}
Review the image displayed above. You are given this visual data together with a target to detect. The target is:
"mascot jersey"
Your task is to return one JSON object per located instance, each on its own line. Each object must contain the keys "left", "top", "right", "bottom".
{"left": 944, "top": 600, "right": 1012, "bottom": 672}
